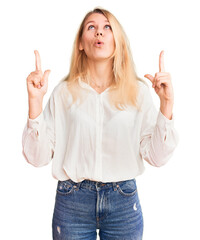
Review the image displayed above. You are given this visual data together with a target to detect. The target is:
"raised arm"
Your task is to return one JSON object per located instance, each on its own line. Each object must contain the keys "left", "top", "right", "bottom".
{"left": 22, "top": 50, "right": 54, "bottom": 167}
{"left": 140, "top": 51, "right": 179, "bottom": 166}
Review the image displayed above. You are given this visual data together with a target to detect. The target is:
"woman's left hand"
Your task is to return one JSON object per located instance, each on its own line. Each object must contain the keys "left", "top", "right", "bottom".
{"left": 144, "top": 50, "right": 174, "bottom": 103}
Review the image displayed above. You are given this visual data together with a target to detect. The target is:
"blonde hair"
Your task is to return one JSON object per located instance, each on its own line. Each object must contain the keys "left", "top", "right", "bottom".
{"left": 61, "top": 8, "right": 146, "bottom": 110}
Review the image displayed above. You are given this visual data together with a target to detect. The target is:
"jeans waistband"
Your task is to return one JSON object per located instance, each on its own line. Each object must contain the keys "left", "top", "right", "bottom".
{"left": 60, "top": 178, "right": 136, "bottom": 191}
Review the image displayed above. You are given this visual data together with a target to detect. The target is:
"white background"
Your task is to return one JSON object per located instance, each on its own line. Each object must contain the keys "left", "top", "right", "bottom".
{"left": 0, "top": 0, "right": 199, "bottom": 239}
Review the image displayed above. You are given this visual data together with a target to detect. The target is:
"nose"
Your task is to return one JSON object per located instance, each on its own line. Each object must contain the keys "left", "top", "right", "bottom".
{"left": 96, "top": 32, "right": 103, "bottom": 37}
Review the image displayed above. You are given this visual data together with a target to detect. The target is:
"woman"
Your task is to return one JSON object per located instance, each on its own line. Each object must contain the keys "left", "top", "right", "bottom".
{"left": 22, "top": 8, "right": 179, "bottom": 240}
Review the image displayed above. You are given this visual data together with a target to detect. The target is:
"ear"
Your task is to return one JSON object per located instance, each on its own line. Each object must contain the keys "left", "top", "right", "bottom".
{"left": 79, "top": 41, "right": 83, "bottom": 51}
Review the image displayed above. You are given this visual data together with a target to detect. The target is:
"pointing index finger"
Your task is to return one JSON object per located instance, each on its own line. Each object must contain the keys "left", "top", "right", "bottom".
{"left": 34, "top": 50, "right": 42, "bottom": 71}
{"left": 159, "top": 50, "right": 165, "bottom": 72}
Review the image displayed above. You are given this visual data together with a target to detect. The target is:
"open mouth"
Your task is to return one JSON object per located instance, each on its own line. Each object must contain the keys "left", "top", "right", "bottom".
{"left": 95, "top": 41, "right": 104, "bottom": 46}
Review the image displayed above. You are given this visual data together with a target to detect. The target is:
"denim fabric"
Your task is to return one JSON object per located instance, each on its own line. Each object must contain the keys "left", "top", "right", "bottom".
{"left": 52, "top": 178, "right": 143, "bottom": 240}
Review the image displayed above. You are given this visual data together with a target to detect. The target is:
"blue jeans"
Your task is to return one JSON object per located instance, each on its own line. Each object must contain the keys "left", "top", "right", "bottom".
{"left": 52, "top": 178, "right": 143, "bottom": 240}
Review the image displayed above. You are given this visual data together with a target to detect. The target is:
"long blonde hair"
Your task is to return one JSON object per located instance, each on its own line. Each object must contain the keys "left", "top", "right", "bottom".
{"left": 61, "top": 8, "right": 146, "bottom": 110}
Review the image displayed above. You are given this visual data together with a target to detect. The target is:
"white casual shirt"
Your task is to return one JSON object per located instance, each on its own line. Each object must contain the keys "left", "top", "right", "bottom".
{"left": 22, "top": 78, "right": 179, "bottom": 183}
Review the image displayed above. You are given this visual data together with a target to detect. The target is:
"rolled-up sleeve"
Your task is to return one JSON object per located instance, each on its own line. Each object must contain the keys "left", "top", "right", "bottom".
{"left": 22, "top": 94, "right": 55, "bottom": 167}
{"left": 139, "top": 86, "right": 179, "bottom": 167}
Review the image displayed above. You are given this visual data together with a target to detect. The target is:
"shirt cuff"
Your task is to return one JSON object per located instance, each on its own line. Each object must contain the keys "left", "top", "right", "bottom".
{"left": 27, "top": 112, "right": 44, "bottom": 129}
{"left": 156, "top": 110, "right": 174, "bottom": 129}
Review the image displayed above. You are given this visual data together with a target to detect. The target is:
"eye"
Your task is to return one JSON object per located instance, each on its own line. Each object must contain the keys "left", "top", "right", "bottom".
{"left": 105, "top": 25, "right": 112, "bottom": 30}
{"left": 88, "top": 25, "right": 95, "bottom": 30}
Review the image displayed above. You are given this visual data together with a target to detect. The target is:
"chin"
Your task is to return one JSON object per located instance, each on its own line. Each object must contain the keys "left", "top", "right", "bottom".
{"left": 91, "top": 54, "right": 113, "bottom": 61}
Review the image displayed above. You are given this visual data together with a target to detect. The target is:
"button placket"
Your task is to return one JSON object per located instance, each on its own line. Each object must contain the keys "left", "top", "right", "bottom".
{"left": 99, "top": 94, "right": 104, "bottom": 163}
{"left": 94, "top": 94, "right": 103, "bottom": 180}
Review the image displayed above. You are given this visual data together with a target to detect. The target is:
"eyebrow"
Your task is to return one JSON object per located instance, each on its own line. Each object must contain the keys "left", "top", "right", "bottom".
{"left": 85, "top": 20, "right": 109, "bottom": 26}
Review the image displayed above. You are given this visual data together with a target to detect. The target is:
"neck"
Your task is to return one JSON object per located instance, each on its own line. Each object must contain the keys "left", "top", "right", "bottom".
{"left": 87, "top": 59, "right": 113, "bottom": 87}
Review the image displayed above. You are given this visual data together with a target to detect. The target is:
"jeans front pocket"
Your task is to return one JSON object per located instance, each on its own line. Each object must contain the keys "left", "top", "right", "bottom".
{"left": 117, "top": 179, "right": 137, "bottom": 197}
{"left": 56, "top": 180, "right": 74, "bottom": 196}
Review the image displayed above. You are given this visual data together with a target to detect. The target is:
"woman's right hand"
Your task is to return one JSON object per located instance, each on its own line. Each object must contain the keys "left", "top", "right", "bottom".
{"left": 26, "top": 50, "right": 51, "bottom": 100}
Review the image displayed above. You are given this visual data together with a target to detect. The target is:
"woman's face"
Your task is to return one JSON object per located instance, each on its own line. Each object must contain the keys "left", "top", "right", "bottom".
{"left": 79, "top": 13, "right": 115, "bottom": 62}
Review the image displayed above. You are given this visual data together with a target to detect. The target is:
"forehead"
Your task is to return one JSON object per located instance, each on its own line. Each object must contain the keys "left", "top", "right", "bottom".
{"left": 84, "top": 13, "right": 109, "bottom": 26}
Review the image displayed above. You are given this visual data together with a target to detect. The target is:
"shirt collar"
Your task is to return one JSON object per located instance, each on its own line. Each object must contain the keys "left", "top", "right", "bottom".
{"left": 78, "top": 77, "right": 111, "bottom": 94}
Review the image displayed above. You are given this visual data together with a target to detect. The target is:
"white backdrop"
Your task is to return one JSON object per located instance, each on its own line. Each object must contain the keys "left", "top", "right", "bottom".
{"left": 1, "top": 0, "right": 199, "bottom": 239}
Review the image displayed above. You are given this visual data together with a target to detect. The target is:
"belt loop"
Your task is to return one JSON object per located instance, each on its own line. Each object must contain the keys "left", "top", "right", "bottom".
{"left": 77, "top": 181, "right": 81, "bottom": 190}
{"left": 112, "top": 182, "right": 118, "bottom": 191}
{"left": 95, "top": 182, "right": 99, "bottom": 191}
